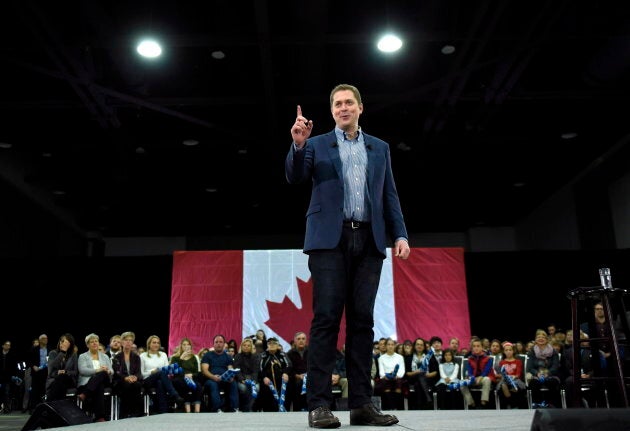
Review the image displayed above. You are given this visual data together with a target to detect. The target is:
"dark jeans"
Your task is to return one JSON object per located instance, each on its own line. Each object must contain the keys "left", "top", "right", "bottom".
{"left": 306, "top": 225, "right": 384, "bottom": 410}
{"left": 46, "top": 373, "right": 75, "bottom": 401}
{"left": 78, "top": 371, "right": 110, "bottom": 420}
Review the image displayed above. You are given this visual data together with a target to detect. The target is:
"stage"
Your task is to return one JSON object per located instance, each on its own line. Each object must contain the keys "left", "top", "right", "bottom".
{"left": 9, "top": 409, "right": 538, "bottom": 431}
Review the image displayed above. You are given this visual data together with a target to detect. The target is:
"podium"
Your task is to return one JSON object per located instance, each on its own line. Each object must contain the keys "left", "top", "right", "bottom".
{"left": 568, "top": 282, "right": 630, "bottom": 408}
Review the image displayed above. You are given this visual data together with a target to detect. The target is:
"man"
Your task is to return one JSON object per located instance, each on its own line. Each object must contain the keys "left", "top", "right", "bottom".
{"left": 201, "top": 335, "right": 239, "bottom": 412}
{"left": 287, "top": 332, "right": 308, "bottom": 412}
{"left": 106, "top": 334, "right": 122, "bottom": 359}
{"left": 448, "top": 337, "right": 460, "bottom": 355}
{"left": 27, "top": 334, "right": 48, "bottom": 412}
{"left": 0, "top": 340, "right": 18, "bottom": 413}
{"left": 286, "top": 83, "right": 410, "bottom": 428}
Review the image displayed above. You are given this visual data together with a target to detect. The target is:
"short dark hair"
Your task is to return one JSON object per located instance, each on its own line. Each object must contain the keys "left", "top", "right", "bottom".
{"left": 429, "top": 336, "right": 443, "bottom": 345}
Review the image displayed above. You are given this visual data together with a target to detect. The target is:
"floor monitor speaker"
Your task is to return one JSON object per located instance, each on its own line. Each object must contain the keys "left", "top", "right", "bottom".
{"left": 530, "top": 408, "right": 630, "bottom": 431}
{"left": 21, "top": 399, "right": 92, "bottom": 430}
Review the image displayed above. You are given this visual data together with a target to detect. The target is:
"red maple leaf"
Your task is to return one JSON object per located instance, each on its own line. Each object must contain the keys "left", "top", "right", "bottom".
{"left": 265, "top": 276, "right": 346, "bottom": 348}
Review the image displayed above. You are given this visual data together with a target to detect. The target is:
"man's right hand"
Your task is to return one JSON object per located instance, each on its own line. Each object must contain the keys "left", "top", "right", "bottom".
{"left": 291, "top": 105, "right": 312, "bottom": 148}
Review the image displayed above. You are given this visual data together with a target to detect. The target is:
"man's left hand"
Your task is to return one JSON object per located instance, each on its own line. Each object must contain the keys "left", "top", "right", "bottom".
{"left": 394, "top": 239, "right": 410, "bottom": 259}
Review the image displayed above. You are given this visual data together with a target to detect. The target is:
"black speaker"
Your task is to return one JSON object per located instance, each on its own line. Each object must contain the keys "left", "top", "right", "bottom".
{"left": 531, "top": 408, "right": 630, "bottom": 431}
{"left": 21, "top": 399, "right": 93, "bottom": 430}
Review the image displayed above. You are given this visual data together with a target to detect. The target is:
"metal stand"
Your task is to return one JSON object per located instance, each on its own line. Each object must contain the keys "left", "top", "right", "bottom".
{"left": 568, "top": 285, "right": 630, "bottom": 408}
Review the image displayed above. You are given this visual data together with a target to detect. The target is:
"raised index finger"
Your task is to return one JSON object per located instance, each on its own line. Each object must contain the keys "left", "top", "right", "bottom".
{"left": 297, "top": 105, "right": 303, "bottom": 118}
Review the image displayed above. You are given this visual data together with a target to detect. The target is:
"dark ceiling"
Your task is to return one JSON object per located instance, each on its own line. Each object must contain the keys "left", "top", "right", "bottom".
{"left": 1, "top": 1, "right": 629, "bottom": 239}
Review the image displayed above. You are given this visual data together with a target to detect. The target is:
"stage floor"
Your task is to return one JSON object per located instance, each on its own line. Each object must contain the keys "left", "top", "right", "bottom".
{"left": 6, "top": 409, "right": 538, "bottom": 431}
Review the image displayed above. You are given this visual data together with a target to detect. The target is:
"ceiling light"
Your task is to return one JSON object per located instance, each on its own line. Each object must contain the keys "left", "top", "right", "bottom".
{"left": 441, "top": 45, "right": 456, "bottom": 55}
{"left": 377, "top": 34, "right": 403, "bottom": 53}
{"left": 561, "top": 132, "right": 578, "bottom": 139}
{"left": 0, "top": 142, "right": 12, "bottom": 149}
{"left": 137, "top": 39, "right": 162, "bottom": 58}
{"left": 211, "top": 50, "right": 226, "bottom": 60}
{"left": 397, "top": 142, "right": 411, "bottom": 151}
{"left": 182, "top": 139, "right": 199, "bottom": 146}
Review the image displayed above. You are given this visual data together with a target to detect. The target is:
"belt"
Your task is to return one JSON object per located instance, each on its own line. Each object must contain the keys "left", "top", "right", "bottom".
{"left": 343, "top": 220, "right": 371, "bottom": 230}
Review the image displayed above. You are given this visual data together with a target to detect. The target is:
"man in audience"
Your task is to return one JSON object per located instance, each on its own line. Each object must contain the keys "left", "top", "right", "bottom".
{"left": 287, "top": 332, "right": 309, "bottom": 411}
{"left": 201, "top": 334, "right": 239, "bottom": 412}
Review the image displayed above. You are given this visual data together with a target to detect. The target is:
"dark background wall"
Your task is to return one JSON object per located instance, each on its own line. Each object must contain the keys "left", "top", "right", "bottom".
{"left": 3, "top": 249, "right": 628, "bottom": 361}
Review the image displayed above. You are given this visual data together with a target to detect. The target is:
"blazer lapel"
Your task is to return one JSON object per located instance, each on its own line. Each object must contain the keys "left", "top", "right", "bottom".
{"left": 326, "top": 131, "right": 343, "bottom": 181}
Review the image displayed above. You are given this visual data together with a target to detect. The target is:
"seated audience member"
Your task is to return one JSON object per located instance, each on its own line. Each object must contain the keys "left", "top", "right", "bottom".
{"left": 77, "top": 333, "right": 113, "bottom": 422}
{"left": 169, "top": 338, "right": 203, "bottom": 413}
{"left": 112, "top": 331, "right": 144, "bottom": 418}
{"left": 434, "top": 349, "right": 460, "bottom": 410}
{"left": 201, "top": 334, "right": 239, "bottom": 412}
{"left": 375, "top": 338, "right": 405, "bottom": 410}
{"left": 257, "top": 337, "right": 290, "bottom": 412}
{"left": 497, "top": 342, "right": 526, "bottom": 409}
{"left": 406, "top": 338, "right": 433, "bottom": 407}
{"left": 563, "top": 330, "right": 607, "bottom": 408}
{"left": 286, "top": 331, "right": 308, "bottom": 412}
{"left": 526, "top": 329, "right": 562, "bottom": 408}
{"left": 233, "top": 337, "right": 260, "bottom": 412}
{"left": 141, "top": 335, "right": 184, "bottom": 414}
{"left": 460, "top": 339, "right": 496, "bottom": 408}
{"left": 45, "top": 333, "right": 78, "bottom": 401}
{"left": 332, "top": 346, "right": 348, "bottom": 399}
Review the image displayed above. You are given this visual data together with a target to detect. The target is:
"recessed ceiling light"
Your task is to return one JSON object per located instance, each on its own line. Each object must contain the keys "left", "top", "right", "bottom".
{"left": 182, "top": 139, "right": 199, "bottom": 146}
{"left": 211, "top": 50, "right": 226, "bottom": 60}
{"left": 0, "top": 142, "right": 12, "bottom": 149}
{"left": 377, "top": 34, "right": 403, "bottom": 53}
{"left": 397, "top": 142, "right": 411, "bottom": 151}
{"left": 441, "top": 45, "right": 456, "bottom": 55}
{"left": 136, "top": 39, "right": 162, "bottom": 58}
{"left": 561, "top": 132, "right": 578, "bottom": 139}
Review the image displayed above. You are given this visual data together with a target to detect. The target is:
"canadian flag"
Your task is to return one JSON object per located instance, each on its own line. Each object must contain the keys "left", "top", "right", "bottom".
{"left": 169, "top": 248, "right": 470, "bottom": 354}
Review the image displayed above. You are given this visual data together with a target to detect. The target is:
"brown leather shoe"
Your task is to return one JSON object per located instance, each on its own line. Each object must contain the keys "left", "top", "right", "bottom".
{"left": 308, "top": 406, "right": 341, "bottom": 429}
{"left": 350, "top": 403, "right": 399, "bottom": 426}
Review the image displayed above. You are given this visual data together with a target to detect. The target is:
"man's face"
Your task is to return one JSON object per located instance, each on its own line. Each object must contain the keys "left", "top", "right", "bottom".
{"left": 378, "top": 340, "right": 387, "bottom": 353}
{"left": 595, "top": 305, "right": 604, "bottom": 318}
{"left": 449, "top": 340, "right": 459, "bottom": 351}
{"left": 331, "top": 89, "right": 363, "bottom": 130}
{"left": 213, "top": 337, "right": 225, "bottom": 353}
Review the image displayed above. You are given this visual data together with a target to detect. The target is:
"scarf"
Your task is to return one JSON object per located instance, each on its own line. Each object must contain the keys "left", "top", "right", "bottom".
{"left": 533, "top": 344, "right": 553, "bottom": 359}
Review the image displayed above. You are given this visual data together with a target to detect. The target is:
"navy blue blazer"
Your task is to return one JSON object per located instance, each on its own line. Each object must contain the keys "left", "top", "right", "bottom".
{"left": 285, "top": 130, "right": 408, "bottom": 257}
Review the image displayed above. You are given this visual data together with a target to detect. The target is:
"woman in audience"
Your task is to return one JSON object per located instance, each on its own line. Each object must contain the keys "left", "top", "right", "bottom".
{"left": 77, "top": 333, "right": 113, "bottom": 422}
{"left": 141, "top": 335, "right": 184, "bottom": 414}
{"left": 45, "top": 333, "right": 78, "bottom": 401}
{"left": 375, "top": 338, "right": 405, "bottom": 410}
{"left": 112, "top": 331, "right": 144, "bottom": 418}
{"left": 169, "top": 337, "right": 203, "bottom": 413}
{"left": 406, "top": 337, "right": 433, "bottom": 408}
{"left": 233, "top": 337, "right": 260, "bottom": 412}
{"left": 525, "top": 329, "right": 561, "bottom": 408}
